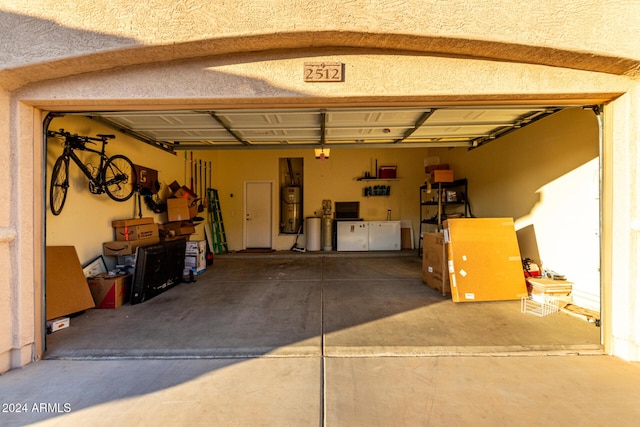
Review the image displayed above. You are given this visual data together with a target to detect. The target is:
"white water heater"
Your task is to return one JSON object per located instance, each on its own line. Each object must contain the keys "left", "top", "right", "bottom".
{"left": 281, "top": 186, "right": 301, "bottom": 233}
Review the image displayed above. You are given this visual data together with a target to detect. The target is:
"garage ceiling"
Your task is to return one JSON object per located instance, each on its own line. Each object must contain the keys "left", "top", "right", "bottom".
{"left": 80, "top": 106, "right": 567, "bottom": 154}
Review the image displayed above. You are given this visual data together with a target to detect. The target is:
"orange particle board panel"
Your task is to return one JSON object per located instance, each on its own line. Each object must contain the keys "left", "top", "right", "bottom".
{"left": 443, "top": 218, "right": 527, "bottom": 302}
{"left": 45, "top": 246, "right": 96, "bottom": 320}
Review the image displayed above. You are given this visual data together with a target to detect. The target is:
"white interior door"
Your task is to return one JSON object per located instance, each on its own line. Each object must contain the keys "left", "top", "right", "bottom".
{"left": 245, "top": 181, "right": 272, "bottom": 248}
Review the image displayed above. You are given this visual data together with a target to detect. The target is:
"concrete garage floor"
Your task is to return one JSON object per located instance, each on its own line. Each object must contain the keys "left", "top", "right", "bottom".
{"left": 2, "top": 252, "right": 640, "bottom": 426}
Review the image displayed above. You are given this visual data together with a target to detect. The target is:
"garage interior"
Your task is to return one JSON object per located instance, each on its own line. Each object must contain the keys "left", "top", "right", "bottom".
{"left": 46, "top": 253, "right": 601, "bottom": 359}
{"left": 44, "top": 103, "right": 603, "bottom": 358}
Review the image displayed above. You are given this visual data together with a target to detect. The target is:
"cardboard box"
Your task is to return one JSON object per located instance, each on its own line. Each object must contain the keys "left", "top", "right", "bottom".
{"left": 167, "top": 198, "right": 197, "bottom": 222}
{"left": 444, "top": 218, "right": 527, "bottom": 302}
{"left": 401, "top": 228, "right": 412, "bottom": 249}
{"left": 169, "top": 180, "right": 199, "bottom": 200}
{"left": 111, "top": 217, "right": 154, "bottom": 228}
{"left": 184, "top": 255, "right": 206, "bottom": 275}
{"left": 173, "top": 187, "right": 199, "bottom": 205}
{"left": 160, "top": 221, "right": 196, "bottom": 240}
{"left": 431, "top": 169, "right": 454, "bottom": 183}
{"left": 425, "top": 164, "right": 449, "bottom": 174}
{"left": 46, "top": 317, "right": 70, "bottom": 333}
{"left": 378, "top": 166, "right": 397, "bottom": 179}
{"left": 422, "top": 232, "right": 451, "bottom": 296}
{"left": 184, "top": 240, "right": 206, "bottom": 275}
{"left": 103, "top": 236, "right": 160, "bottom": 256}
{"left": 87, "top": 273, "right": 132, "bottom": 308}
{"left": 526, "top": 277, "right": 573, "bottom": 297}
{"left": 185, "top": 240, "right": 206, "bottom": 255}
{"left": 45, "top": 246, "right": 96, "bottom": 320}
{"left": 114, "top": 223, "right": 159, "bottom": 241}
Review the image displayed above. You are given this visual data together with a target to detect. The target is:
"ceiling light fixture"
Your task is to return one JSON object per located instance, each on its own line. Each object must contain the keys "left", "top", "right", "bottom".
{"left": 314, "top": 147, "right": 330, "bottom": 160}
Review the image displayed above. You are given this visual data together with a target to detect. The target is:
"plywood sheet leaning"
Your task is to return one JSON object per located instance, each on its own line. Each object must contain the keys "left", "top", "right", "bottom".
{"left": 46, "top": 246, "right": 96, "bottom": 320}
{"left": 443, "top": 218, "right": 527, "bottom": 302}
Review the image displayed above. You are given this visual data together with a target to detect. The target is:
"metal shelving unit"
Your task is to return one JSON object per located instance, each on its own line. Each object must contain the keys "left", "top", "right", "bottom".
{"left": 418, "top": 178, "right": 469, "bottom": 255}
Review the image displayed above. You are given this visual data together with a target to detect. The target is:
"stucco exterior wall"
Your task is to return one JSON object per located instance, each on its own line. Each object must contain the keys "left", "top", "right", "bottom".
{"left": 14, "top": 53, "right": 633, "bottom": 109}
{"left": 0, "top": 1, "right": 639, "bottom": 370}
{"left": 1, "top": 0, "right": 639, "bottom": 91}
{"left": 608, "top": 86, "right": 640, "bottom": 360}
{"left": 0, "top": 89, "right": 17, "bottom": 373}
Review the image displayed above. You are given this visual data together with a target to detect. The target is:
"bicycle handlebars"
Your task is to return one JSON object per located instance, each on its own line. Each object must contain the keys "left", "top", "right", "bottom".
{"left": 47, "top": 129, "right": 116, "bottom": 144}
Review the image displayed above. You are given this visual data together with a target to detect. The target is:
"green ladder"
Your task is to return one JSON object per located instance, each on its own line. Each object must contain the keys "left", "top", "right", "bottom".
{"left": 207, "top": 188, "right": 228, "bottom": 254}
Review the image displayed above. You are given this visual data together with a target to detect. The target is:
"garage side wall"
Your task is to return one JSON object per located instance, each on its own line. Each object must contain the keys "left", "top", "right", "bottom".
{"left": 431, "top": 108, "right": 601, "bottom": 311}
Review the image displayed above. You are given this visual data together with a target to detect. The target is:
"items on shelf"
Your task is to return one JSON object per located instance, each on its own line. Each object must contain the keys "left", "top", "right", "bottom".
{"left": 363, "top": 185, "right": 391, "bottom": 196}
{"left": 418, "top": 178, "right": 470, "bottom": 255}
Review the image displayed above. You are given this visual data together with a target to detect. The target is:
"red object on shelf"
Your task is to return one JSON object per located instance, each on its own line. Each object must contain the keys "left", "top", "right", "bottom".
{"left": 378, "top": 166, "right": 397, "bottom": 179}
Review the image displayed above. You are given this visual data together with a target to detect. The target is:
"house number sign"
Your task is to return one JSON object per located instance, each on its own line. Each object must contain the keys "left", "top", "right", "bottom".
{"left": 304, "top": 62, "right": 344, "bottom": 82}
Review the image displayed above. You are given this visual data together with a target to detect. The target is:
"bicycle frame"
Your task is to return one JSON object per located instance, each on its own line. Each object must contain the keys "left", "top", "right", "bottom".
{"left": 61, "top": 140, "right": 109, "bottom": 192}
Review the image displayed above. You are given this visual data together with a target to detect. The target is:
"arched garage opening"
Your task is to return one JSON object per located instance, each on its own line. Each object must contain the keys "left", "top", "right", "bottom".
{"left": 42, "top": 103, "right": 604, "bottom": 348}
{"left": 12, "top": 37, "right": 628, "bottom": 363}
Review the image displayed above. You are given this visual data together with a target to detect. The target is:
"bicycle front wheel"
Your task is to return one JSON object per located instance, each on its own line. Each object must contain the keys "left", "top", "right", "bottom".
{"left": 103, "top": 154, "right": 135, "bottom": 202}
{"left": 49, "top": 156, "right": 69, "bottom": 215}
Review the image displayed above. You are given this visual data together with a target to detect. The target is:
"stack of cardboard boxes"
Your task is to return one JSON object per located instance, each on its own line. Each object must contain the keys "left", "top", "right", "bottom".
{"left": 159, "top": 181, "right": 200, "bottom": 241}
{"left": 421, "top": 232, "right": 451, "bottom": 296}
{"left": 100, "top": 218, "right": 160, "bottom": 306}
{"left": 422, "top": 218, "right": 528, "bottom": 302}
{"left": 99, "top": 182, "right": 207, "bottom": 297}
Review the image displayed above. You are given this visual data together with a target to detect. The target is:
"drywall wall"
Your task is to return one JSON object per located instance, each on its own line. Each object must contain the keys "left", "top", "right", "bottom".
{"left": 209, "top": 147, "right": 427, "bottom": 250}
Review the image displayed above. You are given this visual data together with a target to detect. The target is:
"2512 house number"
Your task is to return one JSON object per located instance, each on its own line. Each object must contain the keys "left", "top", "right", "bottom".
{"left": 304, "top": 62, "right": 343, "bottom": 82}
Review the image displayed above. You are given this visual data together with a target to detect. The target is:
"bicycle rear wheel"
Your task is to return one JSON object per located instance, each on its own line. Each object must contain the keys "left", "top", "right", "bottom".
{"left": 49, "top": 156, "right": 69, "bottom": 215}
{"left": 103, "top": 154, "right": 135, "bottom": 202}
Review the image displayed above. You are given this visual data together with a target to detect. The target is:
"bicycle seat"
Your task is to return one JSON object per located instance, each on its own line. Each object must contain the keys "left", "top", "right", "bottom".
{"left": 97, "top": 134, "right": 116, "bottom": 139}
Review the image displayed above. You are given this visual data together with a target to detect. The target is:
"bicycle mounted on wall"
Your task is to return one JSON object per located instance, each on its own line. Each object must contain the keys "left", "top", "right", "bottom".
{"left": 47, "top": 129, "right": 136, "bottom": 215}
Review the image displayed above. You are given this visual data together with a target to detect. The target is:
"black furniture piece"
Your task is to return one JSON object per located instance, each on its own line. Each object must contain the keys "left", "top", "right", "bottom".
{"left": 130, "top": 238, "right": 186, "bottom": 305}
